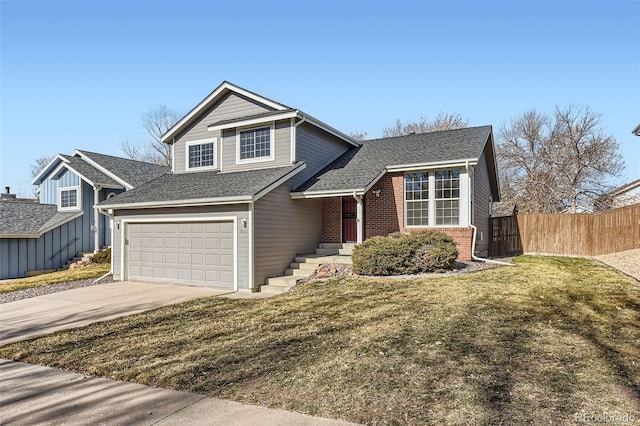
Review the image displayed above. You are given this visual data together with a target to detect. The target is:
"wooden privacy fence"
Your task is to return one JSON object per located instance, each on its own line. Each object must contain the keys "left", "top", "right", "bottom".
{"left": 515, "top": 204, "right": 640, "bottom": 256}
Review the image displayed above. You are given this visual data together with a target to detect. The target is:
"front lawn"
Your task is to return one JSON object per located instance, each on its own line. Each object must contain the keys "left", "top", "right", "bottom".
{"left": 1, "top": 256, "right": 638, "bottom": 424}
{"left": 0, "top": 263, "right": 110, "bottom": 293}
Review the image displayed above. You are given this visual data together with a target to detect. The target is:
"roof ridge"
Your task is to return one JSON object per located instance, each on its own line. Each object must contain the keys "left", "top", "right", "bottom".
{"left": 77, "top": 150, "right": 170, "bottom": 168}
{"left": 362, "top": 125, "right": 492, "bottom": 143}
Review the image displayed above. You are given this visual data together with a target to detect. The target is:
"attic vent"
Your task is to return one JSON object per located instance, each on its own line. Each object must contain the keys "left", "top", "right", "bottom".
{"left": 409, "top": 131, "right": 416, "bottom": 135}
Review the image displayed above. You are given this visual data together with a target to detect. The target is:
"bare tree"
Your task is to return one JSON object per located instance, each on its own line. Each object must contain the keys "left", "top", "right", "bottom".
{"left": 30, "top": 154, "right": 54, "bottom": 178}
{"left": 382, "top": 112, "right": 469, "bottom": 137}
{"left": 347, "top": 130, "right": 368, "bottom": 141}
{"left": 497, "top": 106, "right": 624, "bottom": 213}
{"left": 121, "top": 105, "right": 180, "bottom": 166}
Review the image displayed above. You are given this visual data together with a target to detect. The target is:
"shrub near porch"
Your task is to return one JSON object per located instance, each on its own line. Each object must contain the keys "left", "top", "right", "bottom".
{"left": 352, "top": 230, "right": 459, "bottom": 275}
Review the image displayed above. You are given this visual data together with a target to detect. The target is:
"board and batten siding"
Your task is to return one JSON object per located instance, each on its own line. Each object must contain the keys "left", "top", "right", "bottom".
{"left": 292, "top": 122, "right": 351, "bottom": 188}
{"left": 472, "top": 148, "right": 493, "bottom": 257}
{"left": 111, "top": 205, "right": 251, "bottom": 289}
{"left": 0, "top": 215, "right": 87, "bottom": 279}
{"left": 173, "top": 93, "right": 274, "bottom": 174}
{"left": 253, "top": 182, "right": 322, "bottom": 287}
{"left": 39, "top": 169, "right": 80, "bottom": 204}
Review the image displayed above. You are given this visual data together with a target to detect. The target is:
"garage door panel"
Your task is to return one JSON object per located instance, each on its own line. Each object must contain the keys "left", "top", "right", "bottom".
{"left": 127, "top": 221, "right": 234, "bottom": 289}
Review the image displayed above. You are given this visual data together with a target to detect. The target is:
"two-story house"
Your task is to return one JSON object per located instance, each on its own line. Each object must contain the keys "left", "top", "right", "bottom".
{"left": 99, "top": 81, "right": 500, "bottom": 292}
{"left": 0, "top": 151, "right": 168, "bottom": 279}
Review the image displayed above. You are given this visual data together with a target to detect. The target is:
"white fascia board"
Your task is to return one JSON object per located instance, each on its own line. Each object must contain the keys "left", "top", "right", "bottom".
{"left": 54, "top": 163, "right": 97, "bottom": 188}
{"left": 100, "top": 195, "right": 253, "bottom": 210}
{"left": 290, "top": 188, "right": 366, "bottom": 199}
{"left": 161, "top": 81, "right": 288, "bottom": 143}
{"left": 363, "top": 169, "right": 388, "bottom": 193}
{"left": 74, "top": 150, "right": 133, "bottom": 189}
{"left": 207, "top": 111, "right": 299, "bottom": 132}
{"left": 38, "top": 211, "right": 83, "bottom": 235}
{"left": 253, "top": 163, "right": 306, "bottom": 201}
{"left": 302, "top": 114, "right": 361, "bottom": 147}
{"left": 31, "top": 154, "right": 68, "bottom": 185}
{"left": 386, "top": 159, "right": 478, "bottom": 173}
{"left": 0, "top": 233, "right": 40, "bottom": 238}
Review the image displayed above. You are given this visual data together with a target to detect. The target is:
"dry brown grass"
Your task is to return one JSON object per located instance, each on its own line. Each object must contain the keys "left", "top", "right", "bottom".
{"left": 1, "top": 256, "right": 638, "bottom": 424}
{"left": 0, "top": 263, "right": 110, "bottom": 293}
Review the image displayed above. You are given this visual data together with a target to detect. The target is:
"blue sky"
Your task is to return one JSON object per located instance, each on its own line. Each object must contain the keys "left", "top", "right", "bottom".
{"left": 1, "top": 1, "right": 639, "bottom": 197}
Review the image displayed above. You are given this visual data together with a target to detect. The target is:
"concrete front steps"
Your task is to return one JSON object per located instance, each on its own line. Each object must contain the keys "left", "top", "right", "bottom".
{"left": 260, "top": 244, "right": 355, "bottom": 294}
{"left": 59, "top": 251, "right": 96, "bottom": 271}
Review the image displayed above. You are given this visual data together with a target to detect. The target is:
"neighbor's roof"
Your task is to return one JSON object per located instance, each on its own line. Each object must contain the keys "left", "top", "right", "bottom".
{"left": 609, "top": 178, "right": 640, "bottom": 197}
{"left": 0, "top": 202, "right": 82, "bottom": 237}
{"left": 295, "top": 126, "right": 493, "bottom": 194}
{"left": 78, "top": 151, "right": 170, "bottom": 188}
{"left": 60, "top": 155, "right": 121, "bottom": 188}
{"left": 99, "top": 163, "right": 305, "bottom": 209}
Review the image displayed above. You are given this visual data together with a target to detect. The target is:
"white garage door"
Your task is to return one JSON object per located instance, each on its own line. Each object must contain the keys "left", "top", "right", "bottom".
{"left": 127, "top": 221, "right": 234, "bottom": 288}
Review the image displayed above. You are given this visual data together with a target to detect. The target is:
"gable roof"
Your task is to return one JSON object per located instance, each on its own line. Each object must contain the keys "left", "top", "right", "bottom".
{"left": 0, "top": 202, "right": 82, "bottom": 238}
{"left": 76, "top": 150, "right": 170, "bottom": 188}
{"left": 32, "top": 150, "right": 169, "bottom": 189}
{"left": 162, "top": 81, "right": 359, "bottom": 148}
{"left": 161, "top": 81, "right": 291, "bottom": 143}
{"left": 99, "top": 163, "right": 305, "bottom": 209}
{"left": 294, "top": 126, "right": 495, "bottom": 196}
{"left": 608, "top": 178, "right": 640, "bottom": 197}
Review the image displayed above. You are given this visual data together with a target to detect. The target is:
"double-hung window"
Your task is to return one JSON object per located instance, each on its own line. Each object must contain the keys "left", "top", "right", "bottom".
{"left": 435, "top": 170, "right": 460, "bottom": 225}
{"left": 404, "top": 169, "right": 461, "bottom": 227}
{"left": 186, "top": 139, "right": 217, "bottom": 171}
{"left": 58, "top": 187, "right": 80, "bottom": 211}
{"left": 405, "top": 172, "right": 430, "bottom": 226}
{"left": 238, "top": 126, "right": 273, "bottom": 162}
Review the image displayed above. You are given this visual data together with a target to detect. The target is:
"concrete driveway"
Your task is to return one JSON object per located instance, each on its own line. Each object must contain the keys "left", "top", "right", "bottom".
{"left": 0, "top": 282, "right": 236, "bottom": 345}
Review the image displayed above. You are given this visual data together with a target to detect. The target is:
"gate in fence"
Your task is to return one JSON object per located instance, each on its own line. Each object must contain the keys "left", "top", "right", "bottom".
{"left": 489, "top": 215, "right": 522, "bottom": 257}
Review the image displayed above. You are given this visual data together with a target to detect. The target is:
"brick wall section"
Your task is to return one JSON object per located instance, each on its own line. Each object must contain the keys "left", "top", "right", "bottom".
{"left": 364, "top": 173, "right": 474, "bottom": 261}
{"left": 321, "top": 198, "right": 341, "bottom": 243}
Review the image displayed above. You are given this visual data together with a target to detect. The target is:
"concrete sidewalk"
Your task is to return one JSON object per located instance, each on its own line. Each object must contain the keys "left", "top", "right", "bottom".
{"left": 0, "top": 359, "right": 356, "bottom": 425}
{"left": 0, "top": 281, "right": 263, "bottom": 345}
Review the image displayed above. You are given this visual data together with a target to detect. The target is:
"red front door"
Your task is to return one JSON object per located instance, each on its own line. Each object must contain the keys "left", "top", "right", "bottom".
{"left": 342, "top": 196, "right": 357, "bottom": 242}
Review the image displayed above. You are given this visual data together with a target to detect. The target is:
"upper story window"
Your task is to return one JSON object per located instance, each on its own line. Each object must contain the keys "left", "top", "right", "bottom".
{"left": 237, "top": 125, "right": 274, "bottom": 163}
{"left": 405, "top": 169, "right": 461, "bottom": 227}
{"left": 58, "top": 186, "right": 81, "bottom": 211}
{"left": 185, "top": 138, "right": 217, "bottom": 171}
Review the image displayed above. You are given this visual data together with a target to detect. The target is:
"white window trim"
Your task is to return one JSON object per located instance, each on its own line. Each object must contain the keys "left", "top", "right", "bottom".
{"left": 185, "top": 138, "right": 218, "bottom": 172}
{"left": 236, "top": 122, "right": 275, "bottom": 165}
{"left": 404, "top": 169, "right": 469, "bottom": 228}
{"left": 58, "top": 186, "right": 82, "bottom": 212}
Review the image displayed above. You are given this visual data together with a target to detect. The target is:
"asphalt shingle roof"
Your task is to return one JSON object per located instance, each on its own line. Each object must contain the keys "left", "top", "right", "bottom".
{"left": 0, "top": 202, "right": 57, "bottom": 235}
{"left": 295, "top": 126, "right": 492, "bottom": 193}
{"left": 61, "top": 155, "right": 121, "bottom": 188}
{"left": 100, "top": 163, "right": 305, "bottom": 206}
{"left": 78, "top": 151, "right": 170, "bottom": 187}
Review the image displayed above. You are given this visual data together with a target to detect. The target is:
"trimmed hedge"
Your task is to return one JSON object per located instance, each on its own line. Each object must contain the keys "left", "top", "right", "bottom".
{"left": 90, "top": 248, "right": 111, "bottom": 264}
{"left": 352, "top": 231, "right": 459, "bottom": 276}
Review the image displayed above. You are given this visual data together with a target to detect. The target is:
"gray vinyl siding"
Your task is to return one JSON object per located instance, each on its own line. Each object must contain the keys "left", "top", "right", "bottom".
{"left": 220, "top": 120, "right": 292, "bottom": 172}
{"left": 253, "top": 182, "right": 322, "bottom": 287}
{"left": 473, "top": 148, "right": 492, "bottom": 257}
{"left": 0, "top": 215, "right": 88, "bottom": 279}
{"left": 39, "top": 169, "right": 80, "bottom": 204}
{"left": 293, "top": 122, "right": 351, "bottom": 187}
{"left": 111, "top": 204, "right": 251, "bottom": 289}
{"left": 173, "top": 93, "right": 274, "bottom": 174}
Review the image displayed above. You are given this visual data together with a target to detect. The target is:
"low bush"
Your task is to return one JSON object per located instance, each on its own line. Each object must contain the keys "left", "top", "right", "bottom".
{"left": 90, "top": 248, "right": 111, "bottom": 264}
{"left": 352, "top": 231, "right": 458, "bottom": 276}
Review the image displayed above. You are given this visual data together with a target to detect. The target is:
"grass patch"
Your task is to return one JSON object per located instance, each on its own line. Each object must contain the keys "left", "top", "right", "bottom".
{"left": 1, "top": 256, "right": 638, "bottom": 424}
{"left": 0, "top": 263, "right": 110, "bottom": 293}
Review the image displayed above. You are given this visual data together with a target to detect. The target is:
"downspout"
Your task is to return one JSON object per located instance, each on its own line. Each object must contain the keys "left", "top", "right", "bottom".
{"left": 94, "top": 205, "right": 114, "bottom": 282}
{"left": 292, "top": 111, "right": 306, "bottom": 163}
{"left": 466, "top": 161, "right": 514, "bottom": 266}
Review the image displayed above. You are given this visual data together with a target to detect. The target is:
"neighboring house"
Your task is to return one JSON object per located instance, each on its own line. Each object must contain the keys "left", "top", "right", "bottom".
{"left": 0, "top": 151, "right": 168, "bottom": 279}
{"left": 633, "top": 124, "right": 640, "bottom": 136}
{"left": 595, "top": 178, "right": 640, "bottom": 211}
{"left": 99, "top": 81, "right": 500, "bottom": 292}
